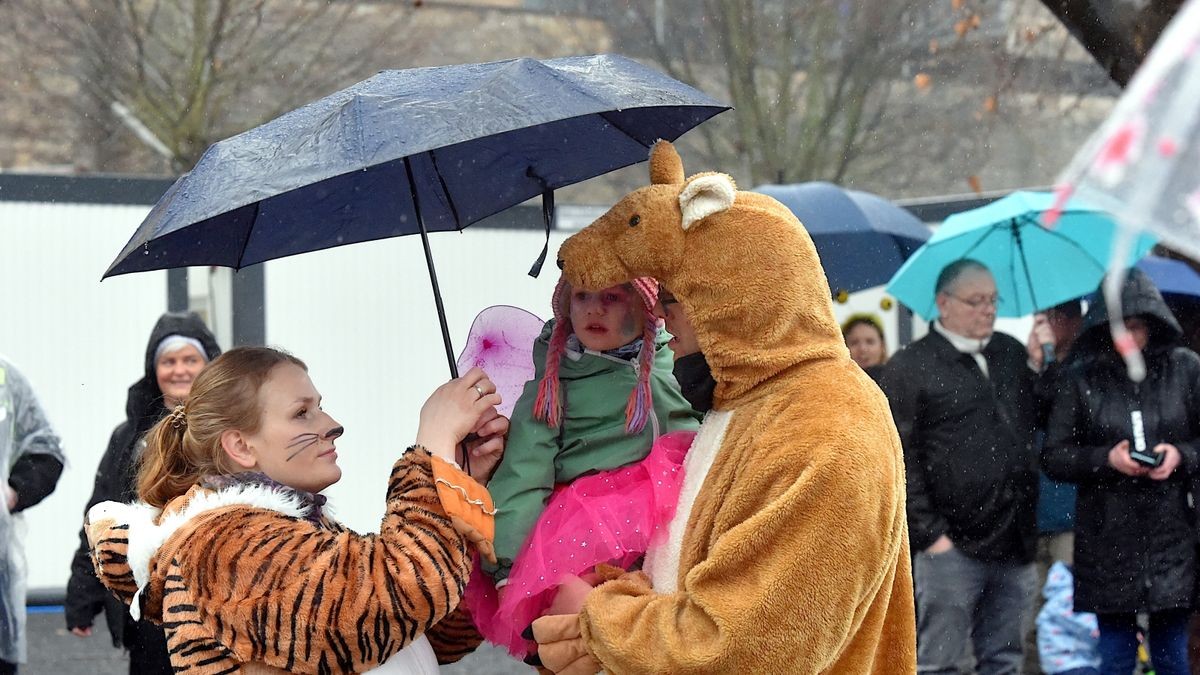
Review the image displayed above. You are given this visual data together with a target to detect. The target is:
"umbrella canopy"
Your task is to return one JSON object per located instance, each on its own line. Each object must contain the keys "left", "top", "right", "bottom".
{"left": 752, "top": 182, "right": 930, "bottom": 294}
{"left": 106, "top": 54, "right": 728, "bottom": 275}
{"left": 886, "top": 190, "right": 1157, "bottom": 320}
{"left": 1138, "top": 255, "right": 1200, "bottom": 299}
{"left": 104, "top": 54, "right": 728, "bottom": 374}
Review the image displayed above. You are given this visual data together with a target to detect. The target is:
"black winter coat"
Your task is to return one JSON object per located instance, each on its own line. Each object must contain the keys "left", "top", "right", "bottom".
{"left": 65, "top": 313, "right": 220, "bottom": 655}
{"left": 1043, "top": 269, "right": 1200, "bottom": 614}
{"left": 880, "top": 327, "right": 1038, "bottom": 562}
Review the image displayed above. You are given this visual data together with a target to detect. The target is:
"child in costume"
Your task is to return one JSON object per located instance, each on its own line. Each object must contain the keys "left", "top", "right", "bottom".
{"left": 466, "top": 277, "right": 702, "bottom": 656}
{"left": 84, "top": 346, "right": 502, "bottom": 674}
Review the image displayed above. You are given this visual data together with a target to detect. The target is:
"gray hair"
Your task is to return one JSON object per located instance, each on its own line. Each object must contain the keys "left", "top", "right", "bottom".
{"left": 935, "top": 259, "right": 990, "bottom": 296}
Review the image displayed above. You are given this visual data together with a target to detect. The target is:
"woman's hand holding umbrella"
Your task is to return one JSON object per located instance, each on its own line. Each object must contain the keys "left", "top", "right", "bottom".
{"left": 416, "top": 367, "right": 501, "bottom": 464}
{"left": 462, "top": 408, "right": 509, "bottom": 484}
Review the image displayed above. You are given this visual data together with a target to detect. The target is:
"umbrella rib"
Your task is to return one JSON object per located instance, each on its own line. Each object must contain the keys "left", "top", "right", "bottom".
{"left": 426, "top": 151, "right": 463, "bottom": 230}
{"left": 1017, "top": 213, "right": 1110, "bottom": 275}
{"left": 948, "top": 223, "right": 1028, "bottom": 314}
{"left": 952, "top": 223, "right": 997, "bottom": 263}
{"left": 599, "top": 111, "right": 652, "bottom": 150}
{"left": 234, "top": 202, "right": 263, "bottom": 270}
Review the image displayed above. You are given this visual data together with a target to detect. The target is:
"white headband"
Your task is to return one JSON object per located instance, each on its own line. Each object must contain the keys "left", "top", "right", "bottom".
{"left": 154, "top": 335, "right": 208, "bottom": 364}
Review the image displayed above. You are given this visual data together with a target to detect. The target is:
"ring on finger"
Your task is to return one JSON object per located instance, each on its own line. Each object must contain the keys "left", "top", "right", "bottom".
{"left": 474, "top": 384, "right": 485, "bottom": 400}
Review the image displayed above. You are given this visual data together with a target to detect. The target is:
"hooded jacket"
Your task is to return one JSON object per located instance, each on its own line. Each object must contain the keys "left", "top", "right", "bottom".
{"left": 66, "top": 312, "right": 221, "bottom": 648}
{"left": 484, "top": 320, "right": 702, "bottom": 581}
{"left": 1042, "top": 269, "right": 1200, "bottom": 614}
{"left": 544, "top": 141, "right": 915, "bottom": 673}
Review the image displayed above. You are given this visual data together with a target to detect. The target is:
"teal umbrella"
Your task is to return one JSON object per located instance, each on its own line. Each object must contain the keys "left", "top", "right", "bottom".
{"left": 886, "top": 190, "right": 1157, "bottom": 320}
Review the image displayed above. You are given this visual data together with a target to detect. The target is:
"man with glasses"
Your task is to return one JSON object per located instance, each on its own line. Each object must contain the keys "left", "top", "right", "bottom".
{"left": 880, "top": 259, "right": 1038, "bottom": 675}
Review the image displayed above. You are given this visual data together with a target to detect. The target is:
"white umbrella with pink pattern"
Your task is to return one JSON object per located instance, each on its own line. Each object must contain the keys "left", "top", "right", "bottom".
{"left": 1050, "top": 0, "right": 1200, "bottom": 380}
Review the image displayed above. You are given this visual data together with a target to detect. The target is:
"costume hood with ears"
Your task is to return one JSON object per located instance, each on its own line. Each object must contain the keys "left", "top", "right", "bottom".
{"left": 558, "top": 140, "right": 847, "bottom": 409}
{"left": 543, "top": 140, "right": 916, "bottom": 674}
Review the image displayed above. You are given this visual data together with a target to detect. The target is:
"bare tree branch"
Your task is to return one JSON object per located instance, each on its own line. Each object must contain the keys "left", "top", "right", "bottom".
{"left": 2, "top": 0, "right": 425, "bottom": 172}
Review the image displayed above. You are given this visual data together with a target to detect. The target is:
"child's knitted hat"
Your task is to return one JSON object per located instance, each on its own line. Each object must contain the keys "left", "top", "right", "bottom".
{"left": 533, "top": 276, "right": 660, "bottom": 433}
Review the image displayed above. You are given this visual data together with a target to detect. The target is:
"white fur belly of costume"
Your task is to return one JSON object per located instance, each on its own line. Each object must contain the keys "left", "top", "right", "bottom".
{"left": 365, "top": 636, "right": 439, "bottom": 674}
{"left": 644, "top": 409, "right": 734, "bottom": 593}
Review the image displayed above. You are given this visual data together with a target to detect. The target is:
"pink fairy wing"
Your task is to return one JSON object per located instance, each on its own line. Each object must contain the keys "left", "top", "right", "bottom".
{"left": 457, "top": 305, "right": 545, "bottom": 419}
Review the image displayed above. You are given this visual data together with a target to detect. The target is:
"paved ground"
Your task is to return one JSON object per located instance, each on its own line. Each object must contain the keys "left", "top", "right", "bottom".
{"left": 23, "top": 607, "right": 531, "bottom": 674}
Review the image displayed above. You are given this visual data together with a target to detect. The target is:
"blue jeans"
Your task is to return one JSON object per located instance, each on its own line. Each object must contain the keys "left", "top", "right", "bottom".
{"left": 913, "top": 547, "right": 1036, "bottom": 675}
{"left": 1096, "top": 609, "right": 1190, "bottom": 675}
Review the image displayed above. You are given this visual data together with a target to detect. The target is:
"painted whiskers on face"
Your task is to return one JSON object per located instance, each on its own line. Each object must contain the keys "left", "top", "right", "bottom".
{"left": 285, "top": 426, "right": 344, "bottom": 461}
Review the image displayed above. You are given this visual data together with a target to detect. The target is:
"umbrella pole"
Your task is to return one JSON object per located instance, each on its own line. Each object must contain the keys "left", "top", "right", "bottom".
{"left": 405, "top": 158, "right": 460, "bottom": 380}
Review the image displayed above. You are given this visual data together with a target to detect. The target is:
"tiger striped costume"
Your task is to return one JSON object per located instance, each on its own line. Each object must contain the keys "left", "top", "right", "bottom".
{"left": 86, "top": 447, "right": 491, "bottom": 674}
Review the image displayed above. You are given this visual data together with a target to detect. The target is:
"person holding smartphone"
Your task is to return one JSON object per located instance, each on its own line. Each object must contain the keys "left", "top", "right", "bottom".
{"left": 1043, "top": 269, "right": 1200, "bottom": 675}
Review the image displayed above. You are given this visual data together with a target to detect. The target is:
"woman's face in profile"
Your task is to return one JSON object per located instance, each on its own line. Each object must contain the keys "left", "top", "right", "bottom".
{"left": 238, "top": 363, "right": 344, "bottom": 494}
{"left": 845, "top": 322, "right": 886, "bottom": 369}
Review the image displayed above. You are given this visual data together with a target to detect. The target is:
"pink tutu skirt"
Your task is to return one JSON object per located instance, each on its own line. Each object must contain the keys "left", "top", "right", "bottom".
{"left": 465, "top": 430, "right": 695, "bottom": 657}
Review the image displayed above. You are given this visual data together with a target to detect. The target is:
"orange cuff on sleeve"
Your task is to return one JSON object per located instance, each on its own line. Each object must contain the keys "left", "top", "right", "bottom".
{"left": 430, "top": 456, "right": 497, "bottom": 564}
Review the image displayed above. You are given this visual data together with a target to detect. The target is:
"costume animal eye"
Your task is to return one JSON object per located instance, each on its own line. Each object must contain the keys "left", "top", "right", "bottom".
{"left": 628, "top": 215, "right": 640, "bottom": 227}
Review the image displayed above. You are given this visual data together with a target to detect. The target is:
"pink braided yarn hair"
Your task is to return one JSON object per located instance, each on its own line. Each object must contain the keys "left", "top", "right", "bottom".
{"left": 533, "top": 276, "right": 661, "bottom": 433}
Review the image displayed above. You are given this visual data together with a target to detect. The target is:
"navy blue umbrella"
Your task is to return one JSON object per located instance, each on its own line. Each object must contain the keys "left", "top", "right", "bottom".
{"left": 753, "top": 182, "right": 931, "bottom": 294}
{"left": 105, "top": 54, "right": 729, "bottom": 375}
{"left": 1137, "top": 255, "right": 1200, "bottom": 299}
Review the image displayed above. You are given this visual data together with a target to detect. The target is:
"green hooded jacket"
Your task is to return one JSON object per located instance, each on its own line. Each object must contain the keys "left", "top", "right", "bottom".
{"left": 484, "top": 320, "right": 702, "bottom": 581}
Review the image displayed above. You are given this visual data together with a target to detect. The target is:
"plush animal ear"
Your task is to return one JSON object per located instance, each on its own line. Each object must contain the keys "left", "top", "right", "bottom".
{"left": 649, "top": 140, "right": 685, "bottom": 186}
{"left": 679, "top": 174, "right": 736, "bottom": 230}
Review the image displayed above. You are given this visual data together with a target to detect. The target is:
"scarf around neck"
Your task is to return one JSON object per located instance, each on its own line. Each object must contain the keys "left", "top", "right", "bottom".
{"left": 199, "top": 472, "right": 327, "bottom": 524}
{"left": 933, "top": 320, "right": 991, "bottom": 377}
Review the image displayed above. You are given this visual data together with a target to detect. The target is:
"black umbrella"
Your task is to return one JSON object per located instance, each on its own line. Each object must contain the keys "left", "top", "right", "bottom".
{"left": 105, "top": 54, "right": 729, "bottom": 376}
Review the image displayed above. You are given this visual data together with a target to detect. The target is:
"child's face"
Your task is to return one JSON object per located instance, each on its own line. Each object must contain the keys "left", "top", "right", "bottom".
{"left": 570, "top": 284, "right": 645, "bottom": 352}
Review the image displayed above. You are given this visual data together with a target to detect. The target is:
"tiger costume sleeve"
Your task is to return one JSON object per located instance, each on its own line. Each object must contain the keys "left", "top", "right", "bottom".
{"left": 144, "top": 447, "right": 487, "bottom": 674}
{"left": 423, "top": 605, "right": 484, "bottom": 665}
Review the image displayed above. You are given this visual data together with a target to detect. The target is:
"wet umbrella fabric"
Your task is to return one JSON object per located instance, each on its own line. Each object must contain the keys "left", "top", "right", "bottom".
{"left": 104, "top": 54, "right": 729, "bottom": 374}
{"left": 886, "top": 190, "right": 1156, "bottom": 321}
{"left": 753, "top": 182, "right": 930, "bottom": 294}
{"left": 1137, "top": 255, "right": 1200, "bottom": 299}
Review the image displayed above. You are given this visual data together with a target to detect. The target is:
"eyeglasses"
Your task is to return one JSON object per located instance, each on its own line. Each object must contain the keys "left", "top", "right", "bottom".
{"left": 947, "top": 293, "right": 1001, "bottom": 309}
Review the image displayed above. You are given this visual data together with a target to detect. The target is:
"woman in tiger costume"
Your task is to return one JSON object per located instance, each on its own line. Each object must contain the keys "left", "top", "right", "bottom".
{"left": 84, "top": 346, "right": 505, "bottom": 674}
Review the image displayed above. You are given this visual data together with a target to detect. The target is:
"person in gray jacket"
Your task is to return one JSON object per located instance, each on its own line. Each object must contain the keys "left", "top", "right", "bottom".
{"left": 0, "top": 355, "right": 64, "bottom": 674}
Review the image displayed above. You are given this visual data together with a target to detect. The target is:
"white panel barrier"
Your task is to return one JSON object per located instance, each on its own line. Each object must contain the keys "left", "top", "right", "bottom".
{"left": 0, "top": 201, "right": 167, "bottom": 592}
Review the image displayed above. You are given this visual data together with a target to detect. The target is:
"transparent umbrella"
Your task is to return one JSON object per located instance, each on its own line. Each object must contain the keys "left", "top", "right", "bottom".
{"left": 1050, "top": 0, "right": 1200, "bottom": 379}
